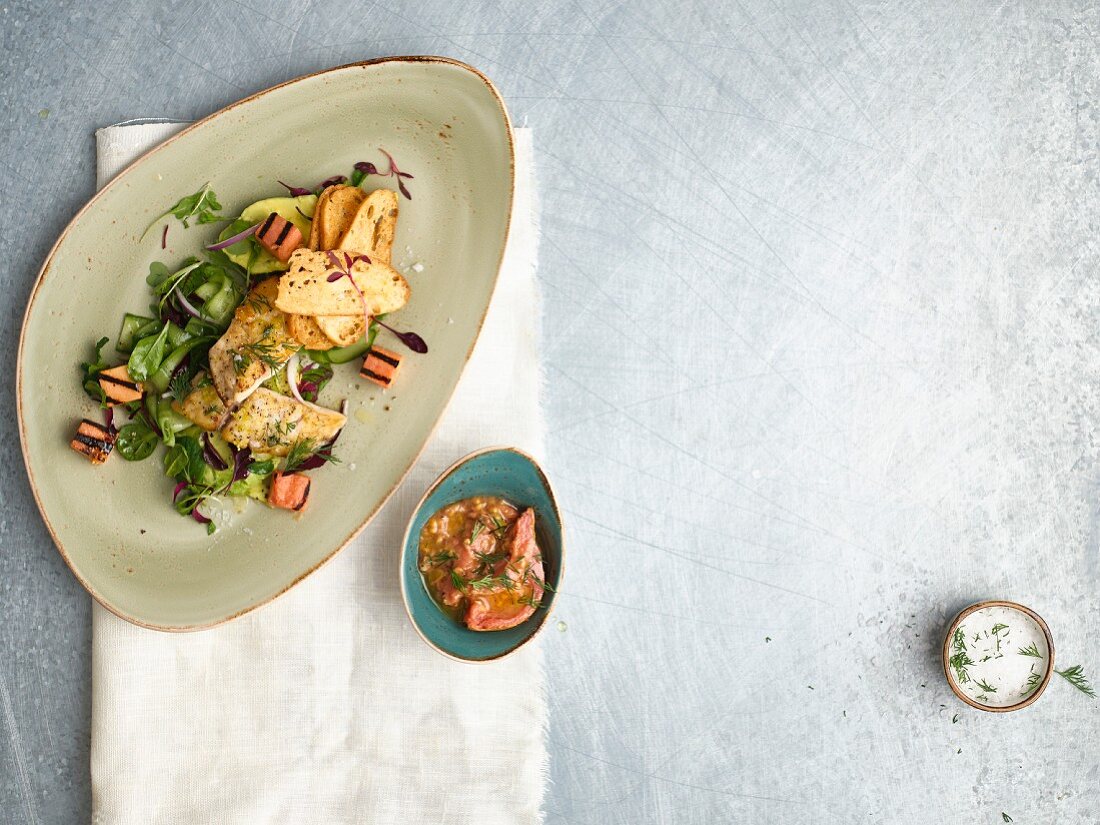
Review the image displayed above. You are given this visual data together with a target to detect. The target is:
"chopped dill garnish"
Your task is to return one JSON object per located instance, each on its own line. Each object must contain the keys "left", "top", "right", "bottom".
{"left": 466, "top": 574, "right": 517, "bottom": 591}
{"left": 1022, "top": 665, "right": 1043, "bottom": 697}
{"left": 1055, "top": 665, "right": 1096, "bottom": 698}
{"left": 991, "top": 623, "right": 1010, "bottom": 635}
{"left": 473, "top": 550, "right": 506, "bottom": 575}
{"left": 469, "top": 520, "right": 485, "bottom": 543}
{"left": 425, "top": 550, "right": 455, "bottom": 567}
{"left": 1017, "top": 642, "right": 1042, "bottom": 658}
{"left": 949, "top": 628, "right": 974, "bottom": 684}
{"left": 282, "top": 438, "right": 338, "bottom": 472}
{"left": 974, "top": 678, "right": 997, "bottom": 694}
{"left": 168, "top": 368, "right": 192, "bottom": 402}
{"left": 489, "top": 514, "right": 510, "bottom": 539}
{"left": 238, "top": 326, "right": 291, "bottom": 371}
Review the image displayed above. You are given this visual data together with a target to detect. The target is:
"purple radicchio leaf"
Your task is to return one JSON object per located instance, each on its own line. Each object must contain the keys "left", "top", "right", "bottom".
{"left": 230, "top": 445, "right": 253, "bottom": 485}
{"left": 201, "top": 432, "right": 228, "bottom": 471}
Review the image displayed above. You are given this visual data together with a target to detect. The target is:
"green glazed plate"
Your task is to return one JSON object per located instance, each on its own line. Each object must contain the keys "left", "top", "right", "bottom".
{"left": 400, "top": 448, "right": 564, "bottom": 662}
{"left": 18, "top": 57, "right": 514, "bottom": 631}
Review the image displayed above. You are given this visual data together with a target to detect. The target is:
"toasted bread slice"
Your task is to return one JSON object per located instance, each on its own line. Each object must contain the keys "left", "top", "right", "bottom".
{"left": 337, "top": 189, "right": 398, "bottom": 264}
{"left": 276, "top": 249, "right": 409, "bottom": 317}
{"left": 286, "top": 313, "right": 335, "bottom": 350}
{"left": 314, "top": 315, "right": 366, "bottom": 347}
{"left": 309, "top": 185, "right": 365, "bottom": 251}
{"left": 307, "top": 188, "right": 329, "bottom": 250}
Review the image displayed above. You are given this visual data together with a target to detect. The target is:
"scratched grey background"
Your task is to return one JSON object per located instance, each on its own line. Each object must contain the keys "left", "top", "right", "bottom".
{"left": 3, "top": 1, "right": 1100, "bottom": 823}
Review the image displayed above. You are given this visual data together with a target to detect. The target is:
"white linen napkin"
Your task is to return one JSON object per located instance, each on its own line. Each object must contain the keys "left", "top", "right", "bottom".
{"left": 90, "top": 122, "right": 546, "bottom": 825}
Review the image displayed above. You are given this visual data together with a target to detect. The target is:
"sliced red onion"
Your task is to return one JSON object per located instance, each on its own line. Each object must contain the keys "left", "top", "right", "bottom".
{"left": 205, "top": 222, "right": 259, "bottom": 251}
{"left": 173, "top": 481, "right": 188, "bottom": 501}
{"left": 230, "top": 445, "right": 253, "bottom": 485}
{"left": 104, "top": 407, "right": 115, "bottom": 433}
{"left": 160, "top": 224, "right": 168, "bottom": 250}
{"left": 174, "top": 288, "right": 204, "bottom": 320}
{"left": 191, "top": 506, "right": 212, "bottom": 526}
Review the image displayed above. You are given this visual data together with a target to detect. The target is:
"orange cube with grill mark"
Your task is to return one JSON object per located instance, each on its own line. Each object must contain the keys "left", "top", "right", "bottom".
{"left": 360, "top": 346, "right": 401, "bottom": 389}
{"left": 70, "top": 418, "right": 116, "bottom": 464}
{"left": 269, "top": 471, "right": 311, "bottom": 511}
{"left": 98, "top": 364, "right": 143, "bottom": 404}
{"left": 255, "top": 212, "right": 304, "bottom": 263}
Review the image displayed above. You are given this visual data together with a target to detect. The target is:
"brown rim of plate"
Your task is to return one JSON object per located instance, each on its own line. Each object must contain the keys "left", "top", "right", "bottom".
{"left": 16, "top": 56, "right": 515, "bottom": 632}
{"left": 398, "top": 446, "right": 565, "bottom": 664}
{"left": 942, "top": 600, "right": 1055, "bottom": 713}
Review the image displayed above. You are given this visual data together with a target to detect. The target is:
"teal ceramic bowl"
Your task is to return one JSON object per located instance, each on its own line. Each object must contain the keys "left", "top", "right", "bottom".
{"left": 400, "top": 447, "right": 563, "bottom": 662}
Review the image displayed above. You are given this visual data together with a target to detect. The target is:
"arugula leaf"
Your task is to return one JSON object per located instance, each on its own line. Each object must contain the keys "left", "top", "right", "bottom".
{"left": 79, "top": 336, "right": 111, "bottom": 405}
{"left": 115, "top": 419, "right": 158, "bottom": 461}
{"left": 127, "top": 322, "right": 170, "bottom": 382}
{"left": 143, "top": 183, "right": 223, "bottom": 237}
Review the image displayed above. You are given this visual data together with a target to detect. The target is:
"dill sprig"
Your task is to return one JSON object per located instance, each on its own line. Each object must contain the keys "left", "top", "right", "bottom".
{"left": 1017, "top": 642, "right": 1042, "bottom": 658}
{"left": 168, "top": 368, "right": 193, "bottom": 403}
{"left": 282, "top": 438, "right": 338, "bottom": 473}
{"left": 517, "top": 592, "right": 543, "bottom": 609}
{"left": 238, "top": 326, "right": 292, "bottom": 371}
{"left": 1022, "top": 664, "right": 1043, "bottom": 697}
{"left": 473, "top": 550, "right": 507, "bottom": 576}
{"left": 1055, "top": 665, "right": 1096, "bottom": 698}
{"left": 949, "top": 628, "right": 974, "bottom": 684}
{"left": 974, "top": 678, "right": 997, "bottom": 694}
{"left": 425, "top": 550, "right": 455, "bottom": 567}
{"left": 467, "top": 574, "right": 517, "bottom": 591}
{"left": 488, "top": 514, "right": 510, "bottom": 539}
{"left": 469, "top": 520, "right": 485, "bottom": 543}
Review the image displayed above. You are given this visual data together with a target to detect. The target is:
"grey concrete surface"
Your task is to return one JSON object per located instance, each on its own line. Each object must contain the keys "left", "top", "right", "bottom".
{"left": 5, "top": 1, "right": 1100, "bottom": 822}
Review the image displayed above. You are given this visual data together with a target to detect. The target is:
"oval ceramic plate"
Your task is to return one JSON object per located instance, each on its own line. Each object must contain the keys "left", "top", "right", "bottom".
{"left": 400, "top": 448, "right": 563, "bottom": 662}
{"left": 18, "top": 57, "right": 514, "bottom": 630}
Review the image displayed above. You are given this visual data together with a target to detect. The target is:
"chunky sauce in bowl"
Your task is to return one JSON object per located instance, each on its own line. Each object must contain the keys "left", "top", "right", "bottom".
{"left": 418, "top": 495, "right": 545, "bottom": 631}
